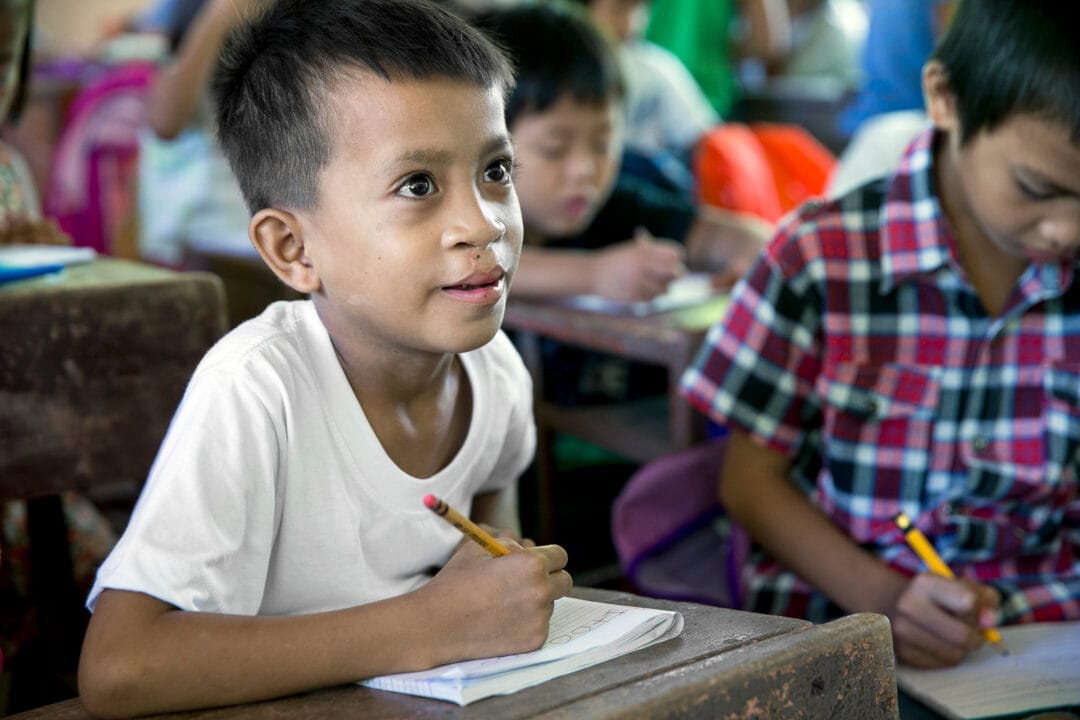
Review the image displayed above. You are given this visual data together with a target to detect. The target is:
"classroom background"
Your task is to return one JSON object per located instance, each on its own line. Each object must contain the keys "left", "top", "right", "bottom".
{"left": 0, "top": 0, "right": 943, "bottom": 714}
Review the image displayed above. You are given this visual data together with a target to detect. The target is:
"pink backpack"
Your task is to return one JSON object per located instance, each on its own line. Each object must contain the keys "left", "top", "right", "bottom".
{"left": 45, "top": 61, "right": 157, "bottom": 255}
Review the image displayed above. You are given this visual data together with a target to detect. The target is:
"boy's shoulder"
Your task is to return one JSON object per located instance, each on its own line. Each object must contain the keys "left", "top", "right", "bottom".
{"left": 194, "top": 299, "right": 320, "bottom": 379}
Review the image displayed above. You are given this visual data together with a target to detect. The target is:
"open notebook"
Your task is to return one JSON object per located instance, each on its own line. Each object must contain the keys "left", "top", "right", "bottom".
{"left": 896, "top": 620, "right": 1080, "bottom": 719}
{"left": 361, "top": 596, "right": 684, "bottom": 705}
{"left": 558, "top": 272, "right": 722, "bottom": 316}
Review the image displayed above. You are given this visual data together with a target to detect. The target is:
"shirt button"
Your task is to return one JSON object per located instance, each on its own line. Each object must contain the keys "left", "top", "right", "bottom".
{"left": 972, "top": 435, "right": 989, "bottom": 452}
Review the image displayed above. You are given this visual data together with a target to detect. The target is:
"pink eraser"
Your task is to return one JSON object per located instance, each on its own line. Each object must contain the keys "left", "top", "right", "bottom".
{"left": 422, "top": 494, "right": 437, "bottom": 509}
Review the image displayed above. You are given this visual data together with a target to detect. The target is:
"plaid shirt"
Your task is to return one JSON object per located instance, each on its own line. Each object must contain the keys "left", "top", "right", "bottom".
{"left": 681, "top": 129, "right": 1080, "bottom": 624}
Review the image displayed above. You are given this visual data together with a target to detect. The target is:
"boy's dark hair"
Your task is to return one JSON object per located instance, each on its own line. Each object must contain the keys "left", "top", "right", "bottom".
{"left": 933, "top": 0, "right": 1080, "bottom": 144}
{"left": 213, "top": 0, "right": 514, "bottom": 213}
{"left": 474, "top": 1, "right": 623, "bottom": 128}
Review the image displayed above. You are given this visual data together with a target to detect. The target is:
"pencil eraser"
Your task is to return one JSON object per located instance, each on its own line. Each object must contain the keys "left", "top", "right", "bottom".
{"left": 422, "top": 494, "right": 437, "bottom": 509}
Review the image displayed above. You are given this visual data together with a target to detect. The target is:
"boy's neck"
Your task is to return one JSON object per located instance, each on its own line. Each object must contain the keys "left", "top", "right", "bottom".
{"left": 932, "top": 132, "right": 1027, "bottom": 317}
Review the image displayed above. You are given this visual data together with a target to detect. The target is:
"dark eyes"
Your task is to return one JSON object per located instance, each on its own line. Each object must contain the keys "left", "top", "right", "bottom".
{"left": 398, "top": 173, "right": 436, "bottom": 198}
{"left": 484, "top": 158, "right": 516, "bottom": 185}
{"left": 396, "top": 158, "right": 514, "bottom": 198}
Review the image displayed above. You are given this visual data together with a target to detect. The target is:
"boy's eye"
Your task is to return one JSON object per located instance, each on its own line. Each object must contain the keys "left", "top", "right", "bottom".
{"left": 398, "top": 173, "right": 437, "bottom": 198}
{"left": 538, "top": 145, "right": 569, "bottom": 161}
{"left": 1017, "top": 178, "right": 1056, "bottom": 201}
{"left": 484, "top": 158, "right": 515, "bottom": 185}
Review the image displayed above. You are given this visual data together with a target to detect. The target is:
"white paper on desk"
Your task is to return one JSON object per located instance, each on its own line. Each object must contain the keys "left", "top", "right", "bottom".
{"left": 561, "top": 272, "right": 721, "bottom": 316}
{"left": 0, "top": 244, "right": 96, "bottom": 268}
{"left": 360, "top": 596, "right": 683, "bottom": 705}
{"left": 896, "top": 620, "right": 1080, "bottom": 719}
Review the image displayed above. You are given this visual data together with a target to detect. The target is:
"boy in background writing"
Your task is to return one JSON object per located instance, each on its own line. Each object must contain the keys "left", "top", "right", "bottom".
{"left": 476, "top": 2, "right": 767, "bottom": 412}
{"left": 77, "top": 0, "right": 571, "bottom": 715}
{"left": 681, "top": 0, "right": 1080, "bottom": 668}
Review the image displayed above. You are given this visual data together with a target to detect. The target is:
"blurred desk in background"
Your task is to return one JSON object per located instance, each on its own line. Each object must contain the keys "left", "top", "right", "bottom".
{"left": 0, "top": 258, "right": 226, "bottom": 703}
{"left": 503, "top": 295, "right": 727, "bottom": 542}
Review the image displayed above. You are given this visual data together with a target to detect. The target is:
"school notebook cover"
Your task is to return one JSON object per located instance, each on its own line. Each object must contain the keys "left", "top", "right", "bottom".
{"left": 896, "top": 620, "right": 1080, "bottom": 719}
{"left": 360, "top": 596, "right": 684, "bottom": 705}
{"left": 0, "top": 244, "right": 96, "bottom": 285}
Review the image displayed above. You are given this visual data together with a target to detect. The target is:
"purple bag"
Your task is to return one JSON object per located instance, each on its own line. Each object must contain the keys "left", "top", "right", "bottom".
{"left": 611, "top": 438, "right": 748, "bottom": 608}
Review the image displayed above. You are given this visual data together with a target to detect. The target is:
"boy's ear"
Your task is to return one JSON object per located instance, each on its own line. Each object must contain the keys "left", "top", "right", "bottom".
{"left": 249, "top": 209, "right": 321, "bottom": 294}
{"left": 922, "top": 60, "right": 959, "bottom": 132}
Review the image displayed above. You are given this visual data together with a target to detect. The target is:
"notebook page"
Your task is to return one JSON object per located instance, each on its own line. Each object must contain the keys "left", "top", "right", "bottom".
{"left": 361, "top": 597, "right": 683, "bottom": 704}
{"left": 896, "top": 621, "right": 1080, "bottom": 719}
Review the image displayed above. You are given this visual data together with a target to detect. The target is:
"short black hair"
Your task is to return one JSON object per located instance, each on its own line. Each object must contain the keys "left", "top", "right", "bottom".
{"left": 933, "top": 0, "right": 1080, "bottom": 144}
{"left": 213, "top": 0, "right": 514, "bottom": 213}
{"left": 475, "top": 1, "right": 623, "bottom": 129}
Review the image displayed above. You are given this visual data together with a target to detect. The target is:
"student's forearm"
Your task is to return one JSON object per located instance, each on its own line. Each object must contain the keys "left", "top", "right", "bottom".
{"left": 721, "top": 430, "right": 906, "bottom": 616}
{"left": 147, "top": 0, "right": 245, "bottom": 138}
{"left": 79, "top": 589, "right": 447, "bottom": 718}
{"left": 510, "top": 247, "right": 599, "bottom": 298}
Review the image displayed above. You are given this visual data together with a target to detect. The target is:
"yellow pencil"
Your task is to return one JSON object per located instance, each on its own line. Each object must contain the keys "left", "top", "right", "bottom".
{"left": 893, "top": 512, "right": 1009, "bottom": 655}
{"left": 424, "top": 494, "right": 510, "bottom": 557}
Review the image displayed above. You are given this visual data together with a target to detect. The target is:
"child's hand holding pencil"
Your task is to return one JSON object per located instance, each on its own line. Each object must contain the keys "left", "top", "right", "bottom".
{"left": 415, "top": 495, "right": 573, "bottom": 664}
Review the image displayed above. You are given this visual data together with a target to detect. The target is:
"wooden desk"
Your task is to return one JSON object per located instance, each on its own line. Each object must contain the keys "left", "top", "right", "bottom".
{"left": 9, "top": 587, "right": 899, "bottom": 720}
{"left": 0, "top": 258, "right": 227, "bottom": 698}
{"left": 503, "top": 296, "right": 727, "bottom": 540}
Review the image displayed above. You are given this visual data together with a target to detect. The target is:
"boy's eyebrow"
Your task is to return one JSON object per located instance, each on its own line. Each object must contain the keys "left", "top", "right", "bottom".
{"left": 382, "top": 135, "right": 515, "bottom": 173}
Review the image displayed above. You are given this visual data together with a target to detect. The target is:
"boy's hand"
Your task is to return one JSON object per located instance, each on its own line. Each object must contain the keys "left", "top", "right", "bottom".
{"left": 592, "top": 228, "right": 686, "bottom": 302}
{"left": 0, "top": 217, "right": 72, "bottom": 247}
{"left": 888, "top": 572, "right": 1002, "bottom": 668}
{"left": 417, "top": 539, "right": 572, "bottom": 665}
{"left": 685, "top": 208, "right": 771, "bottom": 289}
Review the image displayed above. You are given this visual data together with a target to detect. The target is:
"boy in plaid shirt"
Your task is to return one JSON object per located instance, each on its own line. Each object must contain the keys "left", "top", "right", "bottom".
{"left": 681, "top": 0, "right": 1080, "bottom": 669}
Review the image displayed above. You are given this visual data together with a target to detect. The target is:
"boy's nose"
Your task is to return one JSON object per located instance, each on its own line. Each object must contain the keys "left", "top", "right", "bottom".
{"left": 1041, "top": 214, "right": 1080, "bottom": 252}
{"left": 443, "top": 197, "right": 505, "bottom": 248}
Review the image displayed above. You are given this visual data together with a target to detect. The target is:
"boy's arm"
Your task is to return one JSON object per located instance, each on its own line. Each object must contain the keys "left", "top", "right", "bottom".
{"left": 147, "top": 0, "right": 264, "bottom": 139}
{"left": 683, "top": 207, "right": 772, "bottom": 288}
{"left": 512, "top": 235, "right": 684, "bottom": 302}
{"left": 80, "top": 539, "right": 571, "bottom": 718}
{"left": 720, "top": 429, "right": 998, "bottom": 669}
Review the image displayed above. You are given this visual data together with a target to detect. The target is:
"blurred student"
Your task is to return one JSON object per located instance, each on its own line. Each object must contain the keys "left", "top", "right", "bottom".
{"left": 681, "top": 0, "right": 1080, "bottom": 669}
{"left": 78, "top": 1, "right": 571, "bottom": 716}
{"left": 135, "top": 0, "right": 253, "bottom": 266}
{"left": 476, "top": 1, "right": 767, "bottom": 412}
{"left": 570, "top": 0, "right": 717, "bottom": 194}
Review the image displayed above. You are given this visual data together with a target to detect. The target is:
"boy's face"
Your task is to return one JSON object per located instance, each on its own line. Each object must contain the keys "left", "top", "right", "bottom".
{"left": 511, "top": 94, "right": 623, "bottom": 240}
{"left": 295, "top": 73, "right": 522, "bottom": 356}
{"left": 926, "top": 63, "right": 1080, "bottom": 265}
{"left": 588, "top": 0, "right": 650, "bottom": 43}
{"left": 941, "top": 114, "right": 1080, "bottom": 265}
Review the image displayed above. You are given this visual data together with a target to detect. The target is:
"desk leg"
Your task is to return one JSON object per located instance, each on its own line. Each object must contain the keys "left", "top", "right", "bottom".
{"left": 26, "top": 495, "right": 88, "bottom": 683}
{"left": 514, "top": 331, "right": 556, "bottom": 543}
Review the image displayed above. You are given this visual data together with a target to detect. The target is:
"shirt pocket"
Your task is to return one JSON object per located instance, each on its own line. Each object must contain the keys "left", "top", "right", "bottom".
{"left": 819, "top": 364, "right": 940, "bottom": 493}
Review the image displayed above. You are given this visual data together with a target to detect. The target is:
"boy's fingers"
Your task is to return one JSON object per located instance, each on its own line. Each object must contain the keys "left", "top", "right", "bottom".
{"left": 528, "top": 544, "right": 569, "bottom": 572}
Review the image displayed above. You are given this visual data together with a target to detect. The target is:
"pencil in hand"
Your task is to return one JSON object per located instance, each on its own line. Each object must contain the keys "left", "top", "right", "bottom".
{"left": 893, "top": 512, "right": 1009, "bottom": 655}
{"left": 423, "top": 494, "right": 510, "bottom": 557}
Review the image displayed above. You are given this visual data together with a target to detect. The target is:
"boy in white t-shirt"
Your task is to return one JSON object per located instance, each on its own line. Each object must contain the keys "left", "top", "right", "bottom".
{"left": 77, "top": 0, "right": 572, "bottom": 716}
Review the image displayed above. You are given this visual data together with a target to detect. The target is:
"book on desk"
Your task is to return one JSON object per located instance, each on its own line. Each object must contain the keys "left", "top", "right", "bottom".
{"left": 360, "top": 596, "right": 683, "bottom": 706}
{"left": 556, "top": 272, "right": 727, "bottom": 317}
{"left": 0, "top": 244, "right": 96, "bottom": 284}
{"left": 896, "top": 620, "right": 1080, "bottom": 719}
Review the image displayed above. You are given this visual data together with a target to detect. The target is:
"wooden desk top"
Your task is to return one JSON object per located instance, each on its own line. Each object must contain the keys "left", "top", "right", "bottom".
{"left": 0, "top": 258, "right": 227, "bottom": 502}
{"left": 503, "top": 295, "right": 728, "bottom": 368}
{"left": 11, "top": 588, "right": 899, "bottom": 720}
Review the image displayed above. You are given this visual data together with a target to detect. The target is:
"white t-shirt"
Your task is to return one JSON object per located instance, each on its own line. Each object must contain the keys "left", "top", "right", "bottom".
{"left": 88, "top": 300, "right": 535, "bottom": 616}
